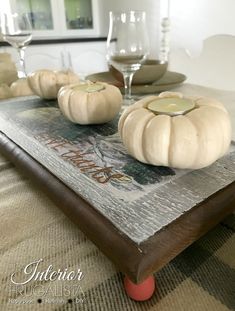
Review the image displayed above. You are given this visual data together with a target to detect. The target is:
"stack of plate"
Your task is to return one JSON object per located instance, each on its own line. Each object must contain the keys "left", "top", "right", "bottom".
{"left": 86, "top": 71, "right": 186, "bottom": 95}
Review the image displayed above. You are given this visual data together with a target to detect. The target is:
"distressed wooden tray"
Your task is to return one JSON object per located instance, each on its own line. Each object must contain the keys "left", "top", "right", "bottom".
{"left": 0, "top": 96, "right": 234, "bottom": 283}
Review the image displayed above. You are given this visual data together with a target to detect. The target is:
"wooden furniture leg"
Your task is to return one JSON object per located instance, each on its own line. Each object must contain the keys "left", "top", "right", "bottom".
{"left": 124, "top": 275, "right": 155, "bottom": 301}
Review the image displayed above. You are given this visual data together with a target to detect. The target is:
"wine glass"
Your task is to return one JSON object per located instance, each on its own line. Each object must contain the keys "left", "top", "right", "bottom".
{"left": 107, "top": 11, "right": 149, "bottom": 103}
{"left": 1, "top": 13, "right": 32, "bottom": 78}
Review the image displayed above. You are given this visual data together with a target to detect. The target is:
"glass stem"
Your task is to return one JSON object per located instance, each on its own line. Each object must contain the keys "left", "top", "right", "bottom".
{"left": 17, "top": 47, "right": 26, "bottom": 77}
{"left": 123, "top": 72, "right": 134, "bottom": 100}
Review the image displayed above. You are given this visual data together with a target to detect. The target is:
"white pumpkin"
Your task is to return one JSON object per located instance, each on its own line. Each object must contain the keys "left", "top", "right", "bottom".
{"left": 27, "top": 69, "right": 80, "bottom": 99}
{"left": 58, "top": 82, "right": 122, "bottom": 124}
{"left": 118, "top": 92, "right": 232, "bottom": 169}
{"left": 0, "top": 53, "right": 18, "bottom": 86}
{"left": 10, "top": 78, "right": 34, "bottom": 97}
{"left": 0, "top": 84, "right": 12, "bottom": 100}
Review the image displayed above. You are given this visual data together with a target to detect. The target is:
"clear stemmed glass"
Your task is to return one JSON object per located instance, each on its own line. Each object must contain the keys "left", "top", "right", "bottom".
{"left": 1, "top": 13, "right": 32, "bottom": 78}
{"left": 106, "top": 11, "right": 149, "bottom": 103}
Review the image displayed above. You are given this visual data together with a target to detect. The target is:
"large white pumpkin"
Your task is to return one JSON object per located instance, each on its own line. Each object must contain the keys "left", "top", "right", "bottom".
{"left": 58, "top": 82, "right": 122, "bottom": 125}
{"left": 118, "top": 92, "right": 232, "bottom": 169}
{"left": 27, "top": 69, "right": 80, "bottom": 99}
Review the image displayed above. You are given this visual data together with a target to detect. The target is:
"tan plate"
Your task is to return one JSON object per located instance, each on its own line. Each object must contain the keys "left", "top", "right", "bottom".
{"left": 86, "top": 71, "right": 187, "bottom": 94}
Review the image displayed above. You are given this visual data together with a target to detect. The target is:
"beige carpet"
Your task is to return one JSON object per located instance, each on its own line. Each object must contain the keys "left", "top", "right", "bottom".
{"left": 0, "top": 153, "right": 234, "bottom": 311}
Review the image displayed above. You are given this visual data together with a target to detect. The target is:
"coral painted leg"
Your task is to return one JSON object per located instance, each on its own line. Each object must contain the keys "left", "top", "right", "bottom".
{"left": 124, "top": 275, "right": 155, "bottom": 301}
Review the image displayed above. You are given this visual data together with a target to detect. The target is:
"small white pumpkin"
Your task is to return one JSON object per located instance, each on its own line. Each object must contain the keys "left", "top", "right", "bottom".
{"left": 0, "top": 84, "right": 12, "bottom": 100}
{"left": 0, "top": 53, "right": 18, "bottom": 86}
{"left": 118, "top": 92, "right": 232, "bottom": 169}
{"left": 27, "top": 69, "right": 80, "bottom": 99}
{"left": 58, "top": 82, "right": 122, "bottom": 124}
{"left": 10, "top": 78, "right": 34, "bottom": 97}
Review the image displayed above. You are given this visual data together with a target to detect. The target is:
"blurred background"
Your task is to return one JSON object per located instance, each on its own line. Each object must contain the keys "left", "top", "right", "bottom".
{"left": 0, "top": 0, "right": 235, "bottom": 89}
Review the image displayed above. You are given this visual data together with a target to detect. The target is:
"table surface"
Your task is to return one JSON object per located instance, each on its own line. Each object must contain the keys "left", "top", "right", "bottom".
{"left": 0, "top": 83, "right": 234, "bottom": 283}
